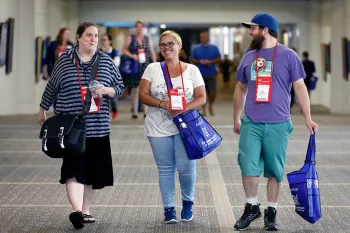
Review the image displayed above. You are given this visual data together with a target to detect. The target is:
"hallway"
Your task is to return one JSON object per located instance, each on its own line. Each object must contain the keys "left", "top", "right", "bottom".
{"left": 0, "top": 101, "right": 350, "bottom": 232}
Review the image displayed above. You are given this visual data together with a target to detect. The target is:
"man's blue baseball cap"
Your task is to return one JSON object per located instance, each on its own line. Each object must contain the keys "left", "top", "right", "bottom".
{"left": 242, "top": 13, "right": 279, "bottom": 33}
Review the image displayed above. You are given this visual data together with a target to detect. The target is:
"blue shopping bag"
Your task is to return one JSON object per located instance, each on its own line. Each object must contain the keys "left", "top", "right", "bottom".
{"left": 287, "top": 133, "right": 322, "bottom": 224}
{"left": 160, "top": 62, "right": 222, "bottom": 160}
{"left": 119, "top": 35, "right": 138, "bottom": 77}
{"left": 309, "top": 75, "right": 318, "bottom": 90}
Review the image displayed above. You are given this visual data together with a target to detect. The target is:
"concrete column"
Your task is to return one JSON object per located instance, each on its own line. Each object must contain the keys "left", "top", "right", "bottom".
{"left": 330, "top": 0, "right": 345, "bottom": 113}
{"left": 319, "top": 1, "right": 332, "bottom": 108}
{"left": 308, "top": 0, "right": 322, "bottom": 106}
{"left": 35, "top": 0, "right": 48, "bottom": 36}
{"left": 65, "top": 0, "right": 79, "bottom": 37}
{"left": 17, "top": 0, "right": 35, "bottom": 112}
{"left": 330, "top": 0, "right": 350, "bottom": 114}
{"left": 345, "top": 0, "right": 350, "bottom": 113}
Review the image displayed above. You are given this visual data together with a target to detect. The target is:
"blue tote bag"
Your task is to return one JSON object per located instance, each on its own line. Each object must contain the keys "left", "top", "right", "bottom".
{"left": 287, "top": 133, "right": 322, "bottom": 224}
{"left": 119, "top": 35, "right": 138, "bottom": 76}
{"left": 160, "top": 62, "right": 222, "bottom": 160}
{"left": 309, "top": 75, "right": 318, "bottom": 90}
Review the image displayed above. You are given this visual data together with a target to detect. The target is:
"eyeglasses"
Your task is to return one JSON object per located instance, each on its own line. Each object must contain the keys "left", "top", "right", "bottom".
{"left": 159, "top": 41, "right": 179, "bottom": 48}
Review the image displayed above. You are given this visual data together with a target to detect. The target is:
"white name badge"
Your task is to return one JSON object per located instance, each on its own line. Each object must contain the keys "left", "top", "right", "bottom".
{"left": 255, "top": 77, "right": 272, "bottom": 102}
{"left": 256, "top": 84, "right": 270, "bottom": 101}
{"left": 171, "top": 95, "right": 183, "bottom": 110}
{"left": 169, "top": 89, "right": 186, "bottom": 111}
{"left": 138, "top": 49, "right": 146, "bottom": 63}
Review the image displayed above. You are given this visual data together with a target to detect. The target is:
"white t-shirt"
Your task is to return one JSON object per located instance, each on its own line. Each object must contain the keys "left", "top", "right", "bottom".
{"left": 142, "top": 62, "right": 205, "bottom": 137}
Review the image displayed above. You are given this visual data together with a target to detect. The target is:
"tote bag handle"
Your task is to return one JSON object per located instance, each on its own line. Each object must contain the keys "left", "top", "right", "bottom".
{"left": 305, "top": 133, "right": 316, "bottom": 163}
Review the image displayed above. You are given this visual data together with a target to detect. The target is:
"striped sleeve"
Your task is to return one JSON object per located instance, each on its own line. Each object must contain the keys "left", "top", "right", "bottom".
{"left": 110, "top": 61, "right": 124, "bottom": 99}
{"left": 39, "top": 55, "right": 65, "bottom": 111}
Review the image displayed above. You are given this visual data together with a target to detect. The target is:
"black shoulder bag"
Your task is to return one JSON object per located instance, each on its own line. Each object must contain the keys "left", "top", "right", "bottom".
{"left": 39, "top": 50, "right": 102, "bottom": 158}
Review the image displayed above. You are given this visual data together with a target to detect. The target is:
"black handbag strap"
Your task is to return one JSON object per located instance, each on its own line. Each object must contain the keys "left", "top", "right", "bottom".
{"left": 82, "top": 49, "right": 103, "bottom": 116}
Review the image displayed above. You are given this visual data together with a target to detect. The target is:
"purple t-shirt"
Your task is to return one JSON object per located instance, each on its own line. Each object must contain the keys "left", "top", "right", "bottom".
{"left": 236, "top": 44, "right": 305, "bottom": 123}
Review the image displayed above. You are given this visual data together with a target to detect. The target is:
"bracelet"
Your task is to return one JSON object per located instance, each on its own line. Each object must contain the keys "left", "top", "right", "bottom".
{"left": 159, "top": 100, "right": 163, "bottom": 108}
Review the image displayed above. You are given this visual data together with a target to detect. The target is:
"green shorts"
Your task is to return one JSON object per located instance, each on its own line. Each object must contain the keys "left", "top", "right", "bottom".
{"left": 238, "top": 116, "right": 293, "bottom": 183}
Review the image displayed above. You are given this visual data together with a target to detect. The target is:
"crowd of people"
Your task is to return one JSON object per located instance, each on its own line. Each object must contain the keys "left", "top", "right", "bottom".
{"left": 38, "top": 13, "right": 317, "bottom": 231}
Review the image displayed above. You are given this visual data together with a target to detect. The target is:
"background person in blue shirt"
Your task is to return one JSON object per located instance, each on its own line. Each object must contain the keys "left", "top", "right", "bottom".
{"left": 190, "top": 31, "right": 221, "bottom": 116}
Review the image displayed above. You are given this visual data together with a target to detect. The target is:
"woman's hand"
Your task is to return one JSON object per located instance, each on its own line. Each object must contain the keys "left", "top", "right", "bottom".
{"left": 94, "top": 85, "right": 115, "bottom": 98}
{"left": 38, "top": 108, "right": 46, "bottom": 126}
{"left": 159, "top": 100, "right": 170, "bottom": 110}
{"left": 170, "top": 110, "right": 185, "bottom": 117}
{"left": 132, "top": 54, "right": 139, "bottom": 61}
{"left": 94, "top": 84, "right": 107, "bottom": 95}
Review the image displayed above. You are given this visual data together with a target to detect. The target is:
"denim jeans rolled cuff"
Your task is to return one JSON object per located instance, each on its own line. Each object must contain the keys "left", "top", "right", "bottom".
{"left": 147, "top": 134, "right": 196, "bottom": 208}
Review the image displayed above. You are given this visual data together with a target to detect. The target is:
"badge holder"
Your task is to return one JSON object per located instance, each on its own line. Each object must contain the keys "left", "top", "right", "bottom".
{"left": 138, "top": 48, "right": 146, "bottom": 64}
{"left": 169, "top": 89, "right": 186, "bottom": 111}
{"left": 80, "top": 87, "right": 101, "bottom": 113}
{"left": 254, "top": 43, "right": 278, "bottom": 103}
{"left": 164, "top": 63, "right": 186, "bottom": 111}
{"left": 76, "top": 60, "right": 101, "bottom": 114}
{"left": 255, "top": 77, "right": 272, "bottom": 102}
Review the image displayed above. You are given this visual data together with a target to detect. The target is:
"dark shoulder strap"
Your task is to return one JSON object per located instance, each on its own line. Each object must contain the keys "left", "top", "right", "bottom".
{"left": 82, "top": 50, "right": 103, "bottom": 115}
{"left": 130, "top": 35, "right": 137, "bottom": 53}
{"left": 111, "top": 48, "right": 116, "bottom": 59}
{"left": 160, "top": 61, "right": 173, "bottom": 89}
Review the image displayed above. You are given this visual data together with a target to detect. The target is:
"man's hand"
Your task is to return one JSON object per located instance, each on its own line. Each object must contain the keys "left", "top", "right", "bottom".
{"left": 200, "top": 60, "right": 210, "bottom": 67}
{"left": 234, "top": 119, "right": 241, "bottom": 135}
{"left": 306, "top": 118, "right": 318, "bottom": 134}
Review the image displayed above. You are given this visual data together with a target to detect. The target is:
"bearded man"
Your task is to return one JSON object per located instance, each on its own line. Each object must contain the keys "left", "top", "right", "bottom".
{"left": 232, "top": 13, "right": 318, "bottom": 231}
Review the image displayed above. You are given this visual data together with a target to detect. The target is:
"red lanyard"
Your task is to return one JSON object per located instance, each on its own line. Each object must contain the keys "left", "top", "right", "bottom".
{"left": 165, "top": 61, "right": 185, "bottom": 93}
{"left": 76, "top": 60, "right": 98, "bottom": 90}
{"left": 255, "top": 43, "right": 278, "bottom": 78}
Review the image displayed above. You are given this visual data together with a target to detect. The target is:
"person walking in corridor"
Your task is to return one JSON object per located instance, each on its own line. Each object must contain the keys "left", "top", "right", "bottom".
{"left": 101, "top": 33, "right": 121, "bottom": 119}
{"left": 139, "top": 30, "right": 206, "bottom": 223}
{"left": 38, "top": 22, "right": 124, "bottom": 229}
{"left": 122, "top": 20, "right": 157, "bottom": 119}
{"left": 233, "top": 13, "right": 318, "bottom": 231}
{"left": 302, "top": 51, "right": 316, "bottom": 96}
{"left": 190, "top": 31, "right": 221, "bottom": 116}
{"left": 43, "top": 28, "right": 74, "bottom": 80}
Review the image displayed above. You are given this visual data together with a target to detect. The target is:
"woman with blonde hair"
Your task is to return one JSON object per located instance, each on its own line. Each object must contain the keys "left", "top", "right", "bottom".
{"left": 139, "top": 30, "right": 206, "bottom": 223}
{"left": 122, "top": 20, "right": 157, "bottom": 119}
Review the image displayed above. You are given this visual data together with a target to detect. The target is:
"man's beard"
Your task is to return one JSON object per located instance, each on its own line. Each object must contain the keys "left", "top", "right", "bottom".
{"left": 250, "top": 33, "right": 265, "bottom": 50}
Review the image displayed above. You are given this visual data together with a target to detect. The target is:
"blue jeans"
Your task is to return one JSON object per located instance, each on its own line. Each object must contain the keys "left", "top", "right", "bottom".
{"left": 148, "top": 134, "right": 196, "bottom": 208}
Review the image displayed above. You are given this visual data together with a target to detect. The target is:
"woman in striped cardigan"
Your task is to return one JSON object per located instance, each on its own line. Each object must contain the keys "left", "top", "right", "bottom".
{"left": 38, "top": 22, "right": 124, "bottom": 229}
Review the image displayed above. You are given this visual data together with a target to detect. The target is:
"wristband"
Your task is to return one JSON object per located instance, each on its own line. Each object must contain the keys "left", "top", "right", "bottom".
{"left": 159, "top": 100, "right": 163, "bottom": 108}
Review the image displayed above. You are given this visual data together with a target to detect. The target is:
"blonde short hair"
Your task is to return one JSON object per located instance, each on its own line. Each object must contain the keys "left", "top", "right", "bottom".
{"left": 135, "top": 20, "right": 145, "bottom": 27}
{"left": 159, "top": 30, "right": 182, "bottom": 44}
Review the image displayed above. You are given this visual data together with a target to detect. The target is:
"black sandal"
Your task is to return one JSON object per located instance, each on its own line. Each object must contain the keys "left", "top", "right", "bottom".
{"left": 82, "top": 214, "right": 96, "bottom": 223}
{"left": 69, "top": 211, "right": 84, "bottom": 229}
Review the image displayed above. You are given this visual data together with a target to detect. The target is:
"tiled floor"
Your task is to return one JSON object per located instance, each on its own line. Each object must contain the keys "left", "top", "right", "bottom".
{"left": 0, "top": 101, "right": 350, "bottom": 232}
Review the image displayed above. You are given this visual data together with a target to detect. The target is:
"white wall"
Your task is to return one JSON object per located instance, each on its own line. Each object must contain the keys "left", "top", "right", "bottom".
{"left": 309, "top": 0, "right": 332, "bottom": 108}
{"left": 0, "top": 0, "right": 18, "bottom": 115}
{"left": 78, "top": 0, "right": 350, "bottom": 114}
{"left": 34, "top": 0, "right": 79, "bottom": 114}
{"left": 78, "top": 0, "right": 311, "bottom": 55}
{"left": 0, "top": 0, "right": 79, "bottom": 116}
{"left": 1, "top": 0, "right": 349, "bottom": 115}
{"left": 330, "top": 0, "right": 350, "bottom": 114}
